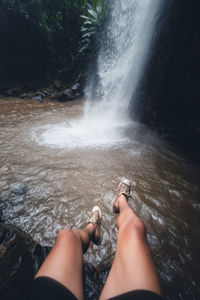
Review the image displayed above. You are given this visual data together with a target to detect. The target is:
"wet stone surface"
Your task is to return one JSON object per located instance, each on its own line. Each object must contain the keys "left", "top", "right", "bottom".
{"left": 0, "top": 222, "right": 50, "bottom": 300}
{"left": 0, "top": 222, "right": 102, "bottom": 300}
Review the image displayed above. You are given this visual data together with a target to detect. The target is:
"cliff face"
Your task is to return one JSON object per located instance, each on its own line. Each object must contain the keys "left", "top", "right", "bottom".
{"left": 132, "top": 0, "right": 200, "bottom": 164}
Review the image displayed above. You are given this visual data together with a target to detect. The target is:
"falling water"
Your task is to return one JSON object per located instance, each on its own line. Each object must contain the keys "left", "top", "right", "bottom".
{"left": 85, "top": 0, "right": 162, "bottom": 119}
{"left": 33, "top": 0, "right": 163, "bottom": 148}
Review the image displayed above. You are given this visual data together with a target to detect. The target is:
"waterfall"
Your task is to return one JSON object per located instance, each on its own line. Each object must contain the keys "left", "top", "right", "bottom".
{"left": 33, "top": 0, "right": 163, "bottom": 149}
{"left": 84, "top": 0, "right": 162, "bottom": 121}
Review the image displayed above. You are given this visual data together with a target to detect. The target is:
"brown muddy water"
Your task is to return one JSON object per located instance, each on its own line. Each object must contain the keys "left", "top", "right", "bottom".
{"left": 0, "top": 98, "right": 199, "bottom": 299}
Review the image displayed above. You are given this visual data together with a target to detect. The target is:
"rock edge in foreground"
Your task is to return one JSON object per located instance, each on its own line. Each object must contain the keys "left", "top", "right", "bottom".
{"left": 0, "top": 222, "right": 103, "bottom": 300}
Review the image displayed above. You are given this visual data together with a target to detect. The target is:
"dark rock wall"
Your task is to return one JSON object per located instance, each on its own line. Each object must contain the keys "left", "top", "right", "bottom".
{"left": 132, "top": 0, "right": 200, "bottom": 164}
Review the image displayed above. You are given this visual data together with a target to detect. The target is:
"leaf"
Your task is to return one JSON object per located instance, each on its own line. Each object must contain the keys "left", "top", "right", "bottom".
{"left": 87, "top": 9, "right": 98, "bottom": 20}
{"left": 80, "top": 14, "right": 89, "bottom": 20}
{"left": 83, "top": 20, "right": 93, "bottom": 25}
{"left": 79, "top": 44, "right": 89, "bottom": 53}
{"left": 87, "top": 3, "right": 93, "bottom": 11}
{"left": 96, "top": 5, "right": 102, "bottom": 15}
{"left": 81, "top": 27, "right": 88, "bottom": 32}
{"left": 82, "top": 32, "right": 94, "bottom": 38}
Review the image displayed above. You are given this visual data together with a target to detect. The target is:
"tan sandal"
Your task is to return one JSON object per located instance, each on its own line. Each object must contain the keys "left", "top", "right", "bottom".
{"left": 89, "top": 206, "right": 102, "bottom": 245}
{"left": 113, "top": 179, "right": 131, "bottom": 213}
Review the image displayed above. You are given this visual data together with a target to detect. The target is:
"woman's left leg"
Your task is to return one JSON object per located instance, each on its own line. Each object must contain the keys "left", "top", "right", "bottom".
{"left": 35, "top": 207, "right": 102, "bottom": 300}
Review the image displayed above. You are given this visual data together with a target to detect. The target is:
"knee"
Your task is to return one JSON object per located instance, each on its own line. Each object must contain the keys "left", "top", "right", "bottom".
{"left": 134, "top": 217, "right": 146, "bottom": 235}
{"left": 120, "top": 218, "right": 146, "bottom": 242}
{"left": 56, "top": 229, "right": 80, "bottom": 247}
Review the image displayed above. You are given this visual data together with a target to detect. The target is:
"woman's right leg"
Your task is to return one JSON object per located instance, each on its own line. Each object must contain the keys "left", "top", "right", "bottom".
{"left": 100, "top": 193, "right": 161, "bottom": 300}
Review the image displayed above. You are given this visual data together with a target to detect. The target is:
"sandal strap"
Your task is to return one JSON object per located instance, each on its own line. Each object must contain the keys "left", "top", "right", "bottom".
{"left": 89, "top": 206, "right": 102, "bottom": 225}
{"left": 94, "top": 236, "right": 102, "bottom": 245}
{"left": 115, "top": 192, "right": 132, "bottom": 201}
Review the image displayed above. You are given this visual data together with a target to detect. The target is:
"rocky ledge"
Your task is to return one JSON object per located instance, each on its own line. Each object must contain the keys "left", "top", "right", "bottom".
{"left": 0, "top": 223, "right": 102, "bottom": 300}
{"left": 0, "top": 80, "right": 82, "bottom": 103}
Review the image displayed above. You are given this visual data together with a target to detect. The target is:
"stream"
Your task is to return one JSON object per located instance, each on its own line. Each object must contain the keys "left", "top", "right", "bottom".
{"left": 0, "top": 98, "right": 199, "bottom": 299}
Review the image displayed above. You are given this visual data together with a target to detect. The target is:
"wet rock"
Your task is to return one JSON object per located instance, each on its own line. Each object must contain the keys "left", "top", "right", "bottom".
{"left": 62, "top": 88, "right": 73, "bottom": 99}
{"left": 21, "top": 90, "right": 47, "bottom": 101}
{"left": 71, "top": 83, "right": 80, "bottom": 91}
{"left": 0, "top": 81, "right": 81, "bottom": 103}
{"left": 42, "top": 90, "right": 49, "bottom": 96}
{"left": 32, "top": 95, "right": 43, "bottom": 102}
{"left": 0, "top": 222, "right": 51, "bottom": 300}
{"left": 20, "top": 93, "right": 30, "bottom": 100}
{"left": 0, "top": 222, "right": 103, "bottom": 300}
{"left": 63, "top": 88, "right": 72, "bottom": 96}
{"left": 10, "top": 182, "right": 27, "bottom": 196}
{"left": 53, "top": 87, "right": 79, "bottom": 102}
{"left": 50, "top": 89, "right": 70, "bottom": 101}
{"left": 36, "top": 91, "right": 45, "bottom": 98}
{"left": 83, "top": 263, "right": 103, "bottom": 300}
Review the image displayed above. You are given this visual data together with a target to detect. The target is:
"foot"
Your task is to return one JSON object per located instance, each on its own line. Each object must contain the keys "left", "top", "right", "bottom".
{"left": 89, "top": 206, "right": 102, "bottom": 245}
{"left": 113, "top": 178, "right": 131, "bottom": 213}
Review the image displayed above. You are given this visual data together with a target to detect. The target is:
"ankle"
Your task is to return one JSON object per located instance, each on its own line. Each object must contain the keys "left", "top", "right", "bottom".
{"left": 84, "top": 223, "right": 96, "bottom": 238}
{"left": 118, "top": 195, "right": 129, "bottom": 210}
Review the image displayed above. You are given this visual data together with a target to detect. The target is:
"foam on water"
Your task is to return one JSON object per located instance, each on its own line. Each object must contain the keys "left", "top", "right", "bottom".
{"left": 32, "top": 114, "right": 132, "bottom": 149}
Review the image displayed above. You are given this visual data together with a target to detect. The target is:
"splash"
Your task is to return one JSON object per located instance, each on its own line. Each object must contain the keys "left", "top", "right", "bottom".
{"left": 33, "top": 116, "right": 132, "bottom": 149}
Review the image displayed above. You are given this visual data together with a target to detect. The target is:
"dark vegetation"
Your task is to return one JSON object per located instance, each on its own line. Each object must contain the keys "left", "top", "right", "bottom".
{"left": 0, "top": 0, "right": 108, "bottom": 93}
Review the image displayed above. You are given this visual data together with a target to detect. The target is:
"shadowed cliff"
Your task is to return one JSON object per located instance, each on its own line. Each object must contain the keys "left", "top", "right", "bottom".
{"left": 132, "top": 0, "right": 200, "bottom": 164}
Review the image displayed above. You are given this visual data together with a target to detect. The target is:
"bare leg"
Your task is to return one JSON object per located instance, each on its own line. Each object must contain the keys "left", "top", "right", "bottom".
{"left": 35, "top": 223, "right": 97, "bottom": 300}
{"left": 100, "top": 195, "right": 161, "bottom": 299}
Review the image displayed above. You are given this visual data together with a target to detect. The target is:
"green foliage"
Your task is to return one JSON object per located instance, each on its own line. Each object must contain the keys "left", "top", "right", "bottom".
{"left": 0, "top": 0, "right": 39, "bottom": 19}
{"left": 79, "top": 0, "right": 109, "bottom": 54}
{"left": 0, "top": 0, "right": 109, "bottom": 84}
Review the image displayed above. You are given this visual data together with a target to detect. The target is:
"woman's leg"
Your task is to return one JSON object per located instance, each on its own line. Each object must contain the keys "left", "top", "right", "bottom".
{"left": 35, "top": 207, "right": 101, "bottom": 300}
{"left": 100, "top": 192, "right": 161, "bottom": 299}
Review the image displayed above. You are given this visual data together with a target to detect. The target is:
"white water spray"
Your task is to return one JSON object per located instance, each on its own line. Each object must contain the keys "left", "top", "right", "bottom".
{"left": 85, "top": 0, "right": 162, "bottom": 120}
{"left": 33, "top": 0, "right": 162, "bottom": 149}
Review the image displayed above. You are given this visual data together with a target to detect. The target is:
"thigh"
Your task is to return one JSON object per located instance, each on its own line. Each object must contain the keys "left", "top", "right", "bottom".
{"left": 35, "top": 229, "right": 84, "bottom": 300}
{"left": 100, "top": 224, "right": 161, "bottom": 299}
